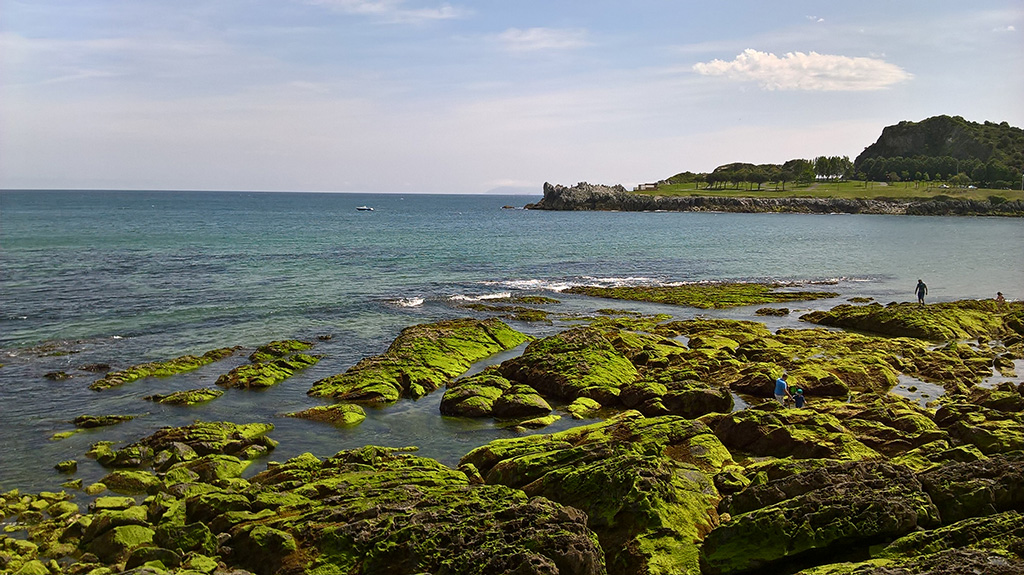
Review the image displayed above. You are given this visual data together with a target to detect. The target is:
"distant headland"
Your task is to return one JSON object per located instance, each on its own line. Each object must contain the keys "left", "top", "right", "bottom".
{"left": 526, "top": 115, "right": 1024, "bottom": 216}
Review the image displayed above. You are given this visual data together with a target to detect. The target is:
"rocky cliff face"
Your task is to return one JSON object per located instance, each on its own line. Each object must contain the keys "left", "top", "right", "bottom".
{"left": 524, "top": 182, "right": 1024, "bottom": 217}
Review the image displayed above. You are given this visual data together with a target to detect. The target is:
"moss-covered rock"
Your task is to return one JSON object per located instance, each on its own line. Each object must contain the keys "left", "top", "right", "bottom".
{"left": 566, "top": 396, "right": 603, "bottom": 419}
{"left": 85, "top": 524, "right": 155, "bottom": 563}
{"left": 95, "top": 421, "right": 276, "bottom": 471}
{"left": 621, "top": 367, "right": 733, "bottom": 418}
{"left": 239, "top": 445, "right": 605, "bottom": 574}
{"left": 801, "top": 299, "right": 1012, "bottom": 341}
{"left": 144, "top": 387, "right": 223, "bottom": 405}
{"left": 498, "top": 326, "right": 638, "bottom": 404}
{"left": 285, "top": 403, "right": 366, "bottom": 426}
{"left": 935, "top": 403, "right": 1024, "bottom": 455}
{"left": 308, "top": 318, "right": 531, "bottom": 404}
{"left": 54, "top": 460, "right": 78, "bottom": 474}
{"left": 565, "top": 282, "right": 838, "bottom": 309}
{"left": 492, "top": 385, "right": 552, "bottom": 419}
{"left": 89, "top": 347, "right": 240, "bottom": 391}
{"left": 439, "top": 368, "right": 513, "bottom": 417}
{"left": 918, "top": 453, "right": 1024, "bottom": 524}
{"left": 72, "top": 414, "right": 137, "bottom": 428}
{"left": 100, "top": 470, "right": 162, "bottom": 495}
{"left": 247, "top": 339, "right": 314, "bottom": 363}
{"left": 462, "top": 411, "right": 733, "bottom": 575}
{"left": 812, "top": 393, "right": 948, "bottom": 457}
{"left": 701, "top": 461, "right": 939, "bottom": 574}
{"left": 711, "top": 402, "right": 882, "bottom": 461}
{"left": 217, "top": 353, "right": 320, "bottom": 389}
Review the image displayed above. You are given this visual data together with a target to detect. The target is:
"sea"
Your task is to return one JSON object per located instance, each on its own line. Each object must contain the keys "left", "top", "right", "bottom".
{"left": 2, "top": 189, "right": 1022, "bottom": 493}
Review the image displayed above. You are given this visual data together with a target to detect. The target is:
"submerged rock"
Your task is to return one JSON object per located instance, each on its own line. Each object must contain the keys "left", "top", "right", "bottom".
{"left": 216, "top": 353, "right": 320, "bottom": 389}
{"left": 89, "top": 347, "right": 240, "bottom": 391}
{"left": 285, "top": 403, "right": 367, "bottom": 426}
{"left": 144, "top": 387, "right": 224, "bottom": 405}
{"left": 72, "top": 414, "right": 137, "bottom": 428}
{"left": 564, "top": 282, "right": 838, "bottom": 309}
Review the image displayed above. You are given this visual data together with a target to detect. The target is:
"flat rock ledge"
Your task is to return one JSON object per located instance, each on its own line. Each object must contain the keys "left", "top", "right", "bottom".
{"left": 525, "top": 182, "right": 1024, "bottom": 217}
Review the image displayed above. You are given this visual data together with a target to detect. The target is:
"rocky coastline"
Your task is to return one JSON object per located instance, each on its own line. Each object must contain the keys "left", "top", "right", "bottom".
{"left": 524, "top": 182, "right": 1024, "bottom": 216}
{"left": 2, "top": 291, "right": 1023, "bottom": 575}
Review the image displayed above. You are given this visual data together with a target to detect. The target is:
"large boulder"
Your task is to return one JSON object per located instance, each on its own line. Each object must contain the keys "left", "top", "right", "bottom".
{"left": 462, "top": 412, "right": 733, "bottom": 575}
{"left": 498, "top": 326, "right": 638, "bottom": 404}
{"left": 239, "top": 446, "right": 606, "bottom": 575}
{"left": 711, "top": 403, "right": 882, "bottom": 461}
{"left": 701, "top": 461, "right": 940, "bottom": 574}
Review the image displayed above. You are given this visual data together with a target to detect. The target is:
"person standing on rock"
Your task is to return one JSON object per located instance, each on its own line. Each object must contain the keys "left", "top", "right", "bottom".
{"left": 793, "top": 388, "right": 806, "bottom": 408}
{"left": 774, "top": 372, "right": 792, "bottom": 405}
{"left": 915, "top": 279, "right": 928, "bottom": 305}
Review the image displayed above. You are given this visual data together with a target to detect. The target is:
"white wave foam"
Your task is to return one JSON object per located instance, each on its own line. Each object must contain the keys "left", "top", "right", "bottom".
{"left": 484, "top": 275, "right": 876, "bottom": 293}
{"left": 392, "top": 297, "right": 425, "bottom": 308}
{"left": 449, "top": 292, "right": 512, "bottom": 302}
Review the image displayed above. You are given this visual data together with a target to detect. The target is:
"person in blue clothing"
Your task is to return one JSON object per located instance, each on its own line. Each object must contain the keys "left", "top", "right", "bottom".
{"left": 793, "top": 388, "right": 806, "bottom": 408}
{"left": 774, "top": 372, "right": 792, "bottom": 405}
{"left": 915, "top": 279, "right": 928, "bottom": 305}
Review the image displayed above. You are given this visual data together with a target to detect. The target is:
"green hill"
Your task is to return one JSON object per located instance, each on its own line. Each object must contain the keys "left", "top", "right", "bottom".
{"left": 853, "top": 115, "right": 1024, "bottom": 187}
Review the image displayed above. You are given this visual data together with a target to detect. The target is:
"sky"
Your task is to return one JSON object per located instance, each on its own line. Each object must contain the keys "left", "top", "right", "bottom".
{"left": 1, "top": 1, "right": 1021, "bottom": 194}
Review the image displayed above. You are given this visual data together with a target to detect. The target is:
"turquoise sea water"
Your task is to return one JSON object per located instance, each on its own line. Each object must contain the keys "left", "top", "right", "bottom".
{"left": 2, "top": 190, "right": 1023, "bottom": 492}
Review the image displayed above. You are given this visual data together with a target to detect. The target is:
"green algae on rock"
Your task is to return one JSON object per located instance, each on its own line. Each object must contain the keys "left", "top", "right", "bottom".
{"left": 72, "top": 414, "right": 137, "bottom": 428}
{"left": 498, "top": 326, "right": 638, "bottom": 405}
{"left": 235, "top": 446, "right": 604, "bottom": 574}
{"left": 308, "top": 317, "right": 531, "bottom": 404}
{"left": 247, "top": 339, "right": 314, "bottom": 363}
{"left": 143, "top": 387, "right": 224, "bottom": 405}
{"left": 710, "top": 402, "right": 883, "bottom": 461}
{"left": 462, "top": 411, "right": 733, "bottom": 575}
{"left": 801, "top": 299, "right": 1020, "bottom": 341}
{"left": 565, "top": 282, "right": 839, "bottom": 309}
{"left": 90, "top": 421, "right": 277, "bottom": 471}
{"left": 88, "top": 347, "right": 241, "bottom": 391}
{"left": 285, "top": 403, "right": 367, "bottom": 426}
{"left": 216, "top": 352, "right": 321, "bottom": 389}
{"left": 701, "top": 461, "right": 941, "bottom": 574}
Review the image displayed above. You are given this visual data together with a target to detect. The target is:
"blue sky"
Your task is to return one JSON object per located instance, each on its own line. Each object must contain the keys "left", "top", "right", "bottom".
{"left": 1, "top": 1, "right": 1021, "bottom": 193}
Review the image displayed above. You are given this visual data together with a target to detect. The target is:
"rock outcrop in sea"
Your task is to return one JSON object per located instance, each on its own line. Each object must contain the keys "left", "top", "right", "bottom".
{"left": 525, "top": 182, "right": 1024, "bottom": 216}
{"left": 2, "top": 298, "right": 1023, "bottom": 574}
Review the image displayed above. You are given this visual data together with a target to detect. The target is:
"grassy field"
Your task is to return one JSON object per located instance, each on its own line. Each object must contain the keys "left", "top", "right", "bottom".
{"left": 646, "top": 180, "right": 1024, "bottom": 202}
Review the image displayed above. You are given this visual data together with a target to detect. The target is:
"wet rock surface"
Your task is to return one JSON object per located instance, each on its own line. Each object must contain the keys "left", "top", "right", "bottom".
{"left": 3, "top": 302, "right": 1024, "bottom": 574}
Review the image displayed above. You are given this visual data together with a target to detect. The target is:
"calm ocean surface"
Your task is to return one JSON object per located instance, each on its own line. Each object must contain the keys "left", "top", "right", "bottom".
{"left": 2, "top": 190, "right": 1022, "bottom": 492}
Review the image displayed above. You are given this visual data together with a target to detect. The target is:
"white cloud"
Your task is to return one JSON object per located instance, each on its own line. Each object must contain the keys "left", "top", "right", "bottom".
{"left": 495, "top": 27, "right": 590, "bottom": 53}
{"left": 692, "top": 49, "right": 912, "bottom": 91}
{"left": 993, "top": 25, "right": 1016, "bottom": 32}
{"left": 304, "top": 0, "right": 466, "bottom": 24}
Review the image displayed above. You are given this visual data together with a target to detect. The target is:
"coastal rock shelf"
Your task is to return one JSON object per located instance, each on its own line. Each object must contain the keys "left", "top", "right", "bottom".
{"left": 525, "top": 181, "right": 1024, "bottom": 216}
{"left": 2, "top": 298, "right": 1023, "bottom": 574}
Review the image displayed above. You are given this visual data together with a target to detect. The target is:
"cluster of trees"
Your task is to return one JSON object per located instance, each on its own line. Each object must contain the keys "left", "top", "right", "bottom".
{"left": 855, "top": 155, "right": 1021, "bottom": 188}
{"left": 668, "top": 156, "right": 853, "bottom": 191}
{"left": 663, "top": 116, "right": 1023, "bottom": 192}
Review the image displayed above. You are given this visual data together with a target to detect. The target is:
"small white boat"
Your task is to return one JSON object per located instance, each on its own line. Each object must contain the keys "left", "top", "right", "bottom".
{"left": 356, "top": 206, "right": 374, "bottom": 211}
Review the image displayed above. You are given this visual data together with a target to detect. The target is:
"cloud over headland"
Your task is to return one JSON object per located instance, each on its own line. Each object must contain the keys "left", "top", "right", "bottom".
{"left": 693, "top": 49, "right": 912, "bottom": 91}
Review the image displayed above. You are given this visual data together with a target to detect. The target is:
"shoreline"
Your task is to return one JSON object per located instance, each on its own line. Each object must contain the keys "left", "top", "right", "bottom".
{"left": 525, "top": 182, "right": 1024, "bottom": 217}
